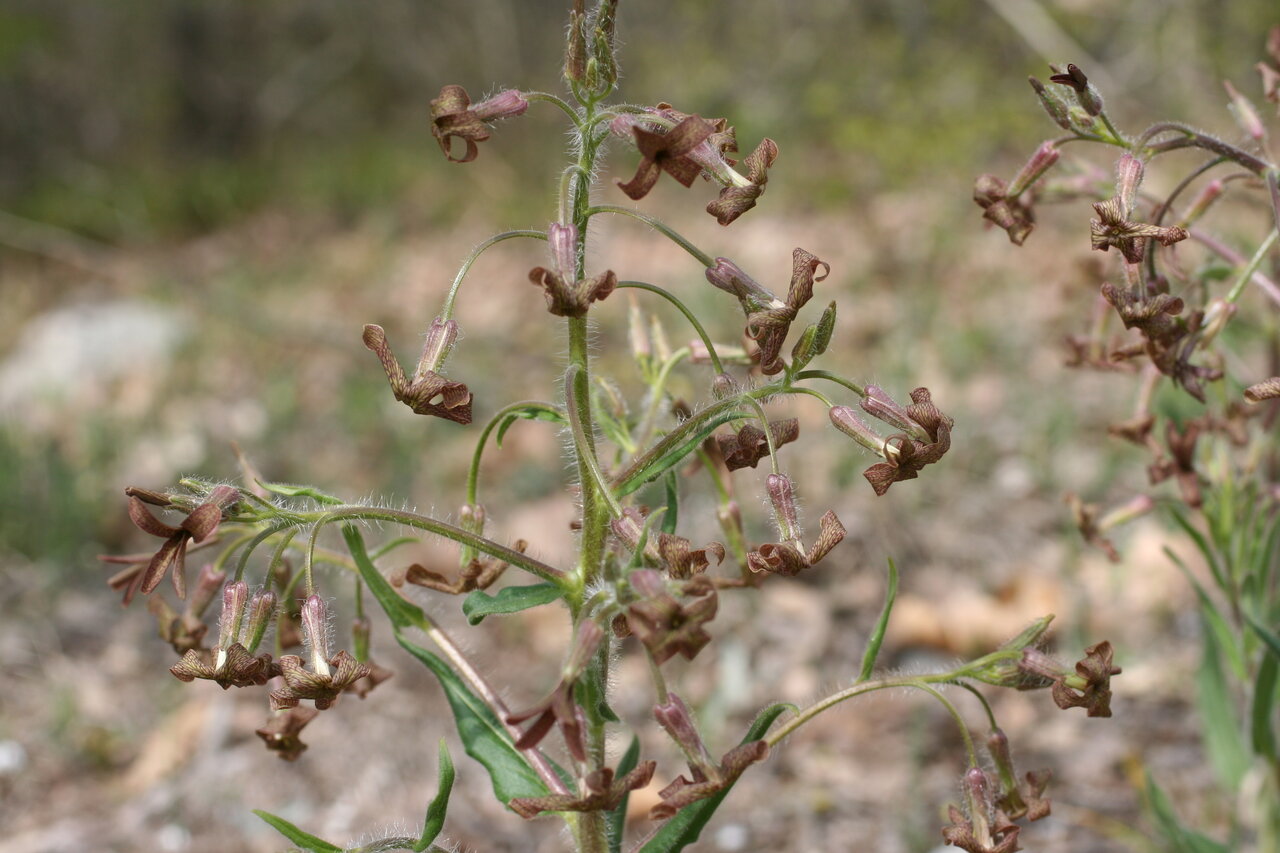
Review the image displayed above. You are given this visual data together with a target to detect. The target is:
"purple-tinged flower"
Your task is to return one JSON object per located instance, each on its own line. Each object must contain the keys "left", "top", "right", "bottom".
{"left": 430, "top": 85, "right": 528, "bottom": 163}
{"left": 714, "top": 418, "right": 799, "bottom": 471}
{"left": 1048, "top": 62, "right": 1103, "bottom": 116}
{"left": 853, "top": 388, "right": 954, "bottom": 496}
{"left": 394, "top": 539, "right": 526, "bottom": 594}
{"left": 942, "top": 768, "right": 1023, "bottom": 853}
{"left": 747, "top": 510, "right": 845, "bottom": 577}
{"left": 362, "top": 323, "right": 472, "bottom": 424}
{"left": 270, "top": 596, "right": 371, "bottom": 711}
{"left": 650, "top": 738, "right": 770, "bottom": 820}
{"left": 170, "top": 582, "right": 278, "bottom": 689}
{"left": 528, "top": 223, "right": 617, "bottom": 317}
{"left": 1090, "top": 197, "right": 1188, "bottom": 264}
{"left": 1148, "top": 419, "right": 1203, "bottom": 508}
{"left": 625, "top": 570, "right": 718, "bottom": 664}
{"left": 987, "top": 728, "right": 1051, "bottom": 823}
{"left": 506, "top": 621, "right": 604, "bottom": 763}
{"left": 1245, "top": 376, "right": 1280, "bottom": 403}
{"left": 736, "top": 248, "right": 828, "bottom": 375}
{"left": 654, "top": 533, "right": 725, "bottom": 580}
{"left": 706, "top": 137, "right": 779, "bottom": 226}
{"left": 974, "top": 174, "right": 1035, "bottom": 246}
{"left": 255, "top": 706, "right": 319, "bottom": 762}
{"left": 1019, "top": 641, "right": 1122, "bottom": 718}
{"left": 121, "top": 485, "right": 241, "bottom": 603}
{"left": 509, "top": 761, "right": 656, "bottom": 819}
{"left": 616, "top": 113, "right": 718, "bottom": 200}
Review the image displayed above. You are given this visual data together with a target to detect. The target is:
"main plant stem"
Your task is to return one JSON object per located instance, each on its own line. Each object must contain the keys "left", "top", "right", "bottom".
{"left": 566, "top": 98, "right": 610, "bottom": 853}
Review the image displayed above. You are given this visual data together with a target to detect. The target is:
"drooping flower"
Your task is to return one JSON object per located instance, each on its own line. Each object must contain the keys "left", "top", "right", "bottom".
{"left": 850, "top": 387, "right": 954, "bottom": 496}
{"left": 650, "top": 738, "right": 770, "bottom": 820}
{"left": 986, "top": 728, "right": 1051, "bottom": 823}
{"left": 714, "top": 418, "right": 799, "bottom": 471}
{"left": 625, "top": 570, "right": 718, "bottom": 664}
{"left": 362, "top": 323, "right": 472, "bottom": 424}
{"left": 706, "top": 137, "right": 779, "bottom": 225}
{"left": 654, "top": 532, "right": 725, "bottom": 580}
{"left": 121, "top": 485, "right": 242, "bottom": 603}
{"left": 170, "top": 582, "right": 277, "bottom": 688}
{"left": 509, "top": 761, "right": 656, "bottom": 819}
{"left": 255, "top": 706, "right": 319, "bottom": 762}
{"left": 430, "top": 85, "right": 528, "bottom": 163}
{"left": 1148, "top": 419, "right": 1203, "bottom": 507}
{"left": 1089, "top": 197, "right": 1188, "bottom": 264}
{"left": 270, "top": 596, "right": 371, "bottom": 711}
{"left": 1019, "top": 641, "right": 1122, "bottom": 718}
{"left": 506, "top": 621, "right": 604, "bottom": 763}
{"left": 942, "top": 768, "right": 1023, "bottom": 853}
{"left": 527, "top": 223, "right": 617, "bottom": 317}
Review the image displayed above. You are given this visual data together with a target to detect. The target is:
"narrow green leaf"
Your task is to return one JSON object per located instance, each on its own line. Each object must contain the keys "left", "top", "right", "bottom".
{"left": 1165, "top": 546, "right": 1245, "bottom": 681}
{"left": 414, "top": 739, "right": 455, "bottom": 851}
{"left": 252, "top": 810, "right": 342, "bottom": 852}
{"left": 661, "top": 472, "right": 679, "bottom": 534}
{"left": 462, "top": 583, "right": 563, "bottom": 625}
{"left": 259, "top": 482, "right": 345, "bottom": 505}
{"left": 614, "top": 411, "right": 745, "bottom": 497}
{"left": 636, "top": 702, "right": 796, "bottom": 853}
{"left": 1251, "top": 651, "right": 1278, "bottom": 761}
{"left": 1195, "top": 620, "right": 1249, "bottom": 791}
{"left": 495, "top": 403, "right": 566, "bottom": 448}
{"left": 1169, "top": 510, "right": 1229, "bottom": 597}
{"left": 607, "top": 736, "right": 642, "bottom": 853}
{"left": 1143, "top": 772, "right": 1231, "bottom": 853}
{"left": 396, "top": 634, "right": 548, "bottom": 803}
{"left": 858, "top": 558, "right": 898, "bottom": 682}
{"left": 1246, "top": 611, "right": 1280, "bottom": 662}
{"left": 344, "top": 525, "right": 427, "bottom": 631}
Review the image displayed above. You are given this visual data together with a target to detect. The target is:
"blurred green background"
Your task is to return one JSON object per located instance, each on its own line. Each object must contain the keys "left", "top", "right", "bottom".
{"left": 1, "top": 1, "right": 1277, "bottom": 851}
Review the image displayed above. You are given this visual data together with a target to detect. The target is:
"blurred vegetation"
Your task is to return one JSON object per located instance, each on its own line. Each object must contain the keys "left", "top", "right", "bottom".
{"left": 2, "top": 0, "right": 1277, "bottom": 242}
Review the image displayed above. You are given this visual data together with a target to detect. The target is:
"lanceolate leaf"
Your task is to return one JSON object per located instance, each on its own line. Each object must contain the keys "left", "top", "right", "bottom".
{"left": 396, "top": 634, "right": 549, "bottom": 804}
{"left": 1250, "top": 652, "right": 1278, "bottom": 761}
{"left": 1195, "top": 621, "right": 1248, "bottom": 791}
{"left": 1143, "top": 772, "right": 1231, "bottom": 853}
{"left": 858, "top": 557, "right": 898, "bottom": 682}
{"left": 614, "top": 410, "right": 746, "bottom": 497}
{"left": 253, "top": 809, "right": 342, "bottom": 852}
{"left": 414, "top": 739, "right": 456, "bottom": 851}
{"left": 462, "top": 583, "right": 563, "bottom": 625}
{"left": 344, "top": 524, "right": 427, "bottom": 631}
{"left": 634, "top": 702, "right": 796, "bottom": 853}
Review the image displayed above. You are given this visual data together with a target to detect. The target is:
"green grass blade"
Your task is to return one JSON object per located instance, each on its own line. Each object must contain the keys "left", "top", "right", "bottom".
{"left": 858, "top": 558, "right": 899, "bottom": 682}
{"left": 252, "top": 810, "right": 342, "bottom": 852}
{"left": 414, "top": 739, "right": 456, "bottom": 851}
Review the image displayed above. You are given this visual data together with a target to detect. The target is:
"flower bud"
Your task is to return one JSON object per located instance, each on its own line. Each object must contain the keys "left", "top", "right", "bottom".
{"left": 1178, "top": 178, "right": 1224, "bottom": 228}
{"left": 1097, "top": 493, "right": 1155, "bottom": 531}
{"left": 962, "top": 767, "right": 996, "bottom": 846}
{"left": 565, "top": 1, "right": 586, "bottom": 83}
{"left": 459, "top": 503, "right": 485, "bottom": 536}
{"left": 185, "top": 563, "right": 227, "bottom": 623}
{"left": 712, "top": 372, "right": 739, "bottom": 399}
{"left": 628, "top": 295, "right": 651, "bottom": 366}
{"left": 1008, "top": 142, "right": 1060, "bottom": 198}
{"left": 654, "top": 692, "right": 715, "bottom": 771}
{"left": 1197, "top": 298, "right": 1236, "bottom": 349}
{"left": 352, "top": 616, "right": 372, "bottom": 661}
{"left": 1050, "top": 63, "right": 1104, "bottom": 116}
{"left": 705, "top": 257, "right": 780, "bottom": 311}
{"left": 243, "top": 590, "right": 276, "bottom": 653}
{"left": 1224, "top": 80, "right": 1266, "bottom": 142}
{"left": 470, "top": 89, "right": 529, "bottom": 122}
{"left": 564, "top": 620, "right": 605, "bottom": 680}
{"left": 1028, "top": 76, "right": 1072, "bottom": 129}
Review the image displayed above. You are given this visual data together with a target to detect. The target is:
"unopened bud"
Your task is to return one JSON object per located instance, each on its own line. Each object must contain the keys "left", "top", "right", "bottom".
{"left": 649, "top": 315, "right": 671, "bottom": 363}
{"left": 459, "top": 503, "right": 486, "bottom": 536}
{"left": 243, "top": 590, "right": 276, "bottom": 653}
{"left": 1198, "top": 298, "right": 1236, "bottom": 348}
{"left": 712, "top": 372, "right": 739, "bottom": 399}
{"left": 1245, "top": 377, "right": 1280, "bottom": 402}
{"left": 1029, "top": 77, "right": 1072, "bottom": 130}
{"left": 654, "top": 692, "right": 715, "bottom": 770}
{"left": 1224, "top": 80, "right": 1266, "bottom": 142}
{"left": 1050, "top": 63, "right": 1103, "bottom": 116}
{"left": 1097, "top": 493, "right": 1155, "bottom": 531}
{"left": 1114, "top": 154, "right": 1145, "bottom": 215}
{"left": 564, "top": 620, "right": 605, "bottom": 679}
{"left": 185, "top": 563, "right": 227, "bottom": 622}
{"left": 963, "top": 767, "right": 996, "bottom": 846}
{"left": 301, "top": 595, "right": 332, "bottom": 677}
{"left": 565, "top": 2, "right": 587, "bottom": 83}
{"left": 1178, "top": 179, "right": 1224, "bottom": 228}
{"left": 1008, "top": 142, "right": 1060, "bottom": 197}
{"left": 628, "top": 295, "right": 651, "bottom": 364}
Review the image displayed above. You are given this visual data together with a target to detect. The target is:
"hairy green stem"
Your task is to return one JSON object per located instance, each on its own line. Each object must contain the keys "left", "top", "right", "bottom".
{"left": 586, "top": 204, "right": 717, "bottom": 268}
{"left": 442, "top": 230, "right": 547, "bottom": 321}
